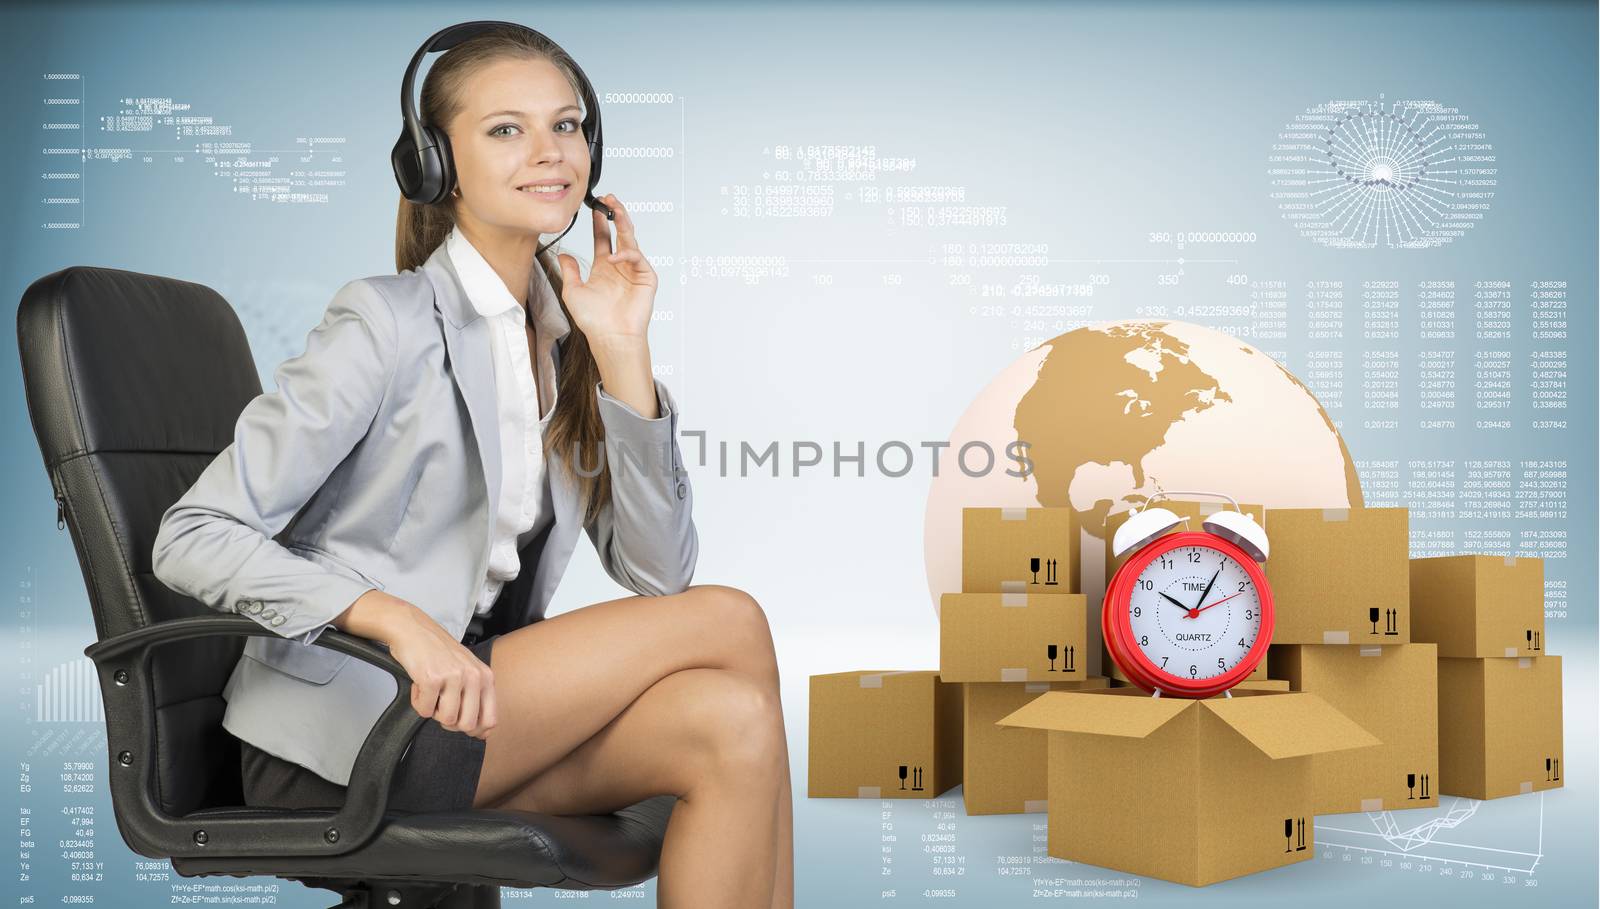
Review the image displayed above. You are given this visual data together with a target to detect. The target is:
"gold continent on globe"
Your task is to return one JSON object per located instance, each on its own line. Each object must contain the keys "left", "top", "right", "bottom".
{"left": 924, "top": 319, "right": 1365, "bottom": 616}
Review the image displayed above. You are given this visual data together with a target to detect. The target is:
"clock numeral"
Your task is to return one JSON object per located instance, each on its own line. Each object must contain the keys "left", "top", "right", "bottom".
{"left": 1160, "top": 656, "right": 1168, "bottom": 669}
{"left": 1237, "top": 638, "right": 1246, "bottom": 648}
{"left": 1188, "top": 551, "right": 1201, "bottom": 563}
{"left": 1189, "top": 664, "right": 1198, "bottom": 677}
{"left": 1159, "top": 555, "right": 1172, "bottom": 569}
{"left": 1218, "top": 658, "right": 1226, "bottom": 670}
{"left": 1138, "top": 579, "right": 1153, "bottom": 591}
{"left": 1139, "top": 635, "right": 1148, "bottom": 647}
{"left": 1132, "top": 606, "right": 1141, "bottom": 617}
{"left": 1238, "top": 581, "right": 1246, "bottom": 592}
{"left": 1245, "top": 609, "right": 1253, "bottom": 620}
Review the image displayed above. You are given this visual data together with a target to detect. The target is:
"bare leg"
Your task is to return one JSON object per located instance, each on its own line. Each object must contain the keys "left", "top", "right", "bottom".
{"left": 467, "top": 585, "right": 792, "bottom": 905}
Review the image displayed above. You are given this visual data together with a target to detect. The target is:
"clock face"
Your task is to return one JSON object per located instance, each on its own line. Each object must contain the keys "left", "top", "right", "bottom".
{"left": 1124, "top": 543, "right": 1264, "bottom": 683}
{"left": 1102, "top": 531, "right": 1274, "bottom": 696}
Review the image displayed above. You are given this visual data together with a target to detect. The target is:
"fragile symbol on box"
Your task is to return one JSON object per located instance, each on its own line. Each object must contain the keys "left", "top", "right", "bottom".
{"left": 1282, "top": 817, "right": 1307, "bottom": 853}
{"left": 896, "top": 764, "right": 925, "bottom": 791}
{"left": 1367, "top": 607, "right": 1399, "bottom": 636}
{"left": 1545, "top": 757, "right": 1560, "bottom": 781}
{"left": 1405, "top": 772, "right": 1431, "bottom": 799}
{"left": 1027, "top": 557, "right": 1059, "bottom": 586}
{"left": 1046, "top": 644, "right": 1075, "bottom": 672}
{"left": 1527, "top": 629, "right": 1542, "bottom": 651}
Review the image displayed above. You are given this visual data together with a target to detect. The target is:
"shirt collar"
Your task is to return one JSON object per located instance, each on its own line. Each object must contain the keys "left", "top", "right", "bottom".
{"left": 445, "top": 225, "right": 571, "bottom": 343}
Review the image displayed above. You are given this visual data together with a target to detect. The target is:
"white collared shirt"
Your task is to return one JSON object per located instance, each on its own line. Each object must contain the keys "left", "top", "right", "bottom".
{"left": 445, "top": 226, "right": 569, "bottom": 616}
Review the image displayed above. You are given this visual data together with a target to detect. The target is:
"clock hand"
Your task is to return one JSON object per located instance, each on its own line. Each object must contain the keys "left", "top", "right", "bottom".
{"left": 1192, "top": 568, "right": 1221, "bottom": 612}
{"left": 1160, "top": 592, "right": 1191, "bottom": 612}
{"left": 1186, "top": 590, "right": 1245, "bottom": 618}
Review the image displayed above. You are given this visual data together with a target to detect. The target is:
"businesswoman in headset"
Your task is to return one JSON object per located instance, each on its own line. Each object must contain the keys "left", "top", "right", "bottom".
{"left": 151, "top": 22, "right": 792, "bottom": 909}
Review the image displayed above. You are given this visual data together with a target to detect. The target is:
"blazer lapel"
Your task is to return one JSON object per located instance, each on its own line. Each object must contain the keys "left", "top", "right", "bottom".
{"left": 421, "top": 243, "right": 501, "bottom": 566}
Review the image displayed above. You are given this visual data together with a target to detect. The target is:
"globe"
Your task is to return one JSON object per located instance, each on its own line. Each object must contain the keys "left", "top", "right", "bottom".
{"left": 923, "top": 320, "right": 1364, "bottom": 618}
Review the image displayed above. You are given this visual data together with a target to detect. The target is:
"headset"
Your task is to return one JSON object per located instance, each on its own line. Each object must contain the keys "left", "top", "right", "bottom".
{"left": 392, "top": 20, "right": 614, "bottom": 257}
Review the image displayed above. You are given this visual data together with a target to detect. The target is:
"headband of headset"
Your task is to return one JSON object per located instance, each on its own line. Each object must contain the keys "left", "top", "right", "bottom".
{"left": 393, "top": 20, "right": 606, "bottom": 211}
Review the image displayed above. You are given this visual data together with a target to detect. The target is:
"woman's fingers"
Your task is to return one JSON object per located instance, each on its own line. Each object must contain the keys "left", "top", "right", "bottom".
{"left": 608, "top": 194, "right": 639, "bottom": 252}
{"left": 457, "top": 668, "right": 481, "bottom": 736}
{"left": 557, "top": 252, "right": 583, "bottom": 289}
{"left": 591, "top": 204, "right": 613, "bottom": 257}
{"left": 479, "top": 667, "right": 498, "bottom": 738}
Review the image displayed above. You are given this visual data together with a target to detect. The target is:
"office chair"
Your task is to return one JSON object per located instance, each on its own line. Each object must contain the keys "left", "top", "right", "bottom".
{"left": 17, "top": 265, "right": 677, "bottom": 908}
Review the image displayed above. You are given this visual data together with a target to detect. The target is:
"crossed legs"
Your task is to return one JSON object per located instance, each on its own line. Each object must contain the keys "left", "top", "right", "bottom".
{"left": 467, "top": 584, "right": 794, "bottom": 908}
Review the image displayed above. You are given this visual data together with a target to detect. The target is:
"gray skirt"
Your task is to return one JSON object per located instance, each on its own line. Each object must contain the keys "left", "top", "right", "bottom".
{"left": 238, "top": 634, "right": 498, "bottom": 814}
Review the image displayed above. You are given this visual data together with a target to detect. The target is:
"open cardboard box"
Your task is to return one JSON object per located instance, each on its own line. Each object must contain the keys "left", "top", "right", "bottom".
{"left": 998, "top": 686, "right": 1377, "bottom": 886}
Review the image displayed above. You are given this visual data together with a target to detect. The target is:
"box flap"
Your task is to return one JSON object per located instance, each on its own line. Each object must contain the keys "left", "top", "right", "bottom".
{"left": 996, "top": 689, "right": 1191, "bottom": 738}
{"left": 1203, "top": 691, "right": 1379, "bottom": 759}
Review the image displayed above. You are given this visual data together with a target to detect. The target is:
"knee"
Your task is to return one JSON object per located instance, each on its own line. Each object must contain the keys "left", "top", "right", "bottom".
{"left": 690, "top": 585, "right": 779, "bottom": 679}
{"left": 685, "top": 669, "right": 786, "bottom": 782}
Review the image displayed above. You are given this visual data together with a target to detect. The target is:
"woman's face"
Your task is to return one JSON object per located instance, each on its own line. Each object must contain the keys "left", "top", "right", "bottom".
{"left": 447, "top": 56, "right": 592, "bottom": 238}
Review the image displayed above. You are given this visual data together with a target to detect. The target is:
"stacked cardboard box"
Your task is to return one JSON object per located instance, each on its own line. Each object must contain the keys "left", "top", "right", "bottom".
{"left": 1263, "top": 506, "right": 1411, "bottom": 645}
{"left": 808, "top": 671, "right": 962, "bottom": 799}
{"left": 1269, "top": 643, "right": 1438, "bottom": 813}
{"left": 1410, "top": 555, "right": 1563, "bottom": 799}
{"left": 946, "top": 507, "right": 1096, "bottom": 815}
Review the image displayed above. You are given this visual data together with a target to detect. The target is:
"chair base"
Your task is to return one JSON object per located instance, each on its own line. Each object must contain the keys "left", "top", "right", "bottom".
{"left": 299, "top": 878, "right": 500, "bottom": 909}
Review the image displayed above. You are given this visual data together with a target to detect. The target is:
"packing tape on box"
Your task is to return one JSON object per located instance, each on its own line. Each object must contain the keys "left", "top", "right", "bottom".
{"left": 1518, "top": 658, "right": 1531, "bottom": 669}
{"left": 1360, "top": 798, "right": 1383, "bottom": 812}
{"left": 1323, "top": 631, "right": 1351, "bottom": 645}
{"left": 858, "top": 786, "right": 881, "bottom": 799}
{"left": 1505, "top": 647, "right": 1518, "bottom": 657}
{"left": 1359, "top": 646, "right": 1382, "bottom": 657}
{"left": 1520, "top": 781, "right": 1533, "bottom": 794}
{"left": 1025, "top": 682, "right": 1051, "bottom": 692}
{"left": 1001, "top": 668, "right": 1028, "bottom": 682}
{"left": 1322, "top": 508, "right": 1349, "bottom": 522}
{"left": 858, "top": 671, "right": 917, "bottom": 688}
{"left": 1001, "top": 579, "right": 1027, "bottom": 593}
{"left": 1001, "top": 507, "right": 1029, "bottom": 521}
{"left": 1024, "top": 799, "right": 1048, "bottom": 813}
{"left": 1504, "top": 555, "right": 1518, "bottom": 566}
{"left": 1002, "top": 592, "right": 1028, "bottom": 607}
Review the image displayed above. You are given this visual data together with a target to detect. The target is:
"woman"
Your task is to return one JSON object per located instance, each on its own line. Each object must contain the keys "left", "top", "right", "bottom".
{"left": 150, "top": 24, "right": 793, "bottom": 908}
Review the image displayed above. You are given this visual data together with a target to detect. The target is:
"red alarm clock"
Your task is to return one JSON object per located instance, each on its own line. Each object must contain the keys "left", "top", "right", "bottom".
{"left": 1102, "top": 492, "right": 1273, "bottom": 698}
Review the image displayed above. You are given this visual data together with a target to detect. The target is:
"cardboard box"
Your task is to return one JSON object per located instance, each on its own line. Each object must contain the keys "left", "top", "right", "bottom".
{"left": 1262, "top": 507, "right": 1410, "bottom": 644}
{"left": 1410, "top": 555, "right": 1545, "bottom": 658}
{"left": 962, "top": 677, "right": 1110, "bottom": 816}
{"left": 941, "top": 592, "right": 1088, "bottom": 681}
{"left": 999, "top": 687, "right": 1377, "bottom": 886}
{"left": 1270, "top": 643, "right": 1438, "bottom": 813}
{"left": 963, "top": 506, "right": 1080, "bottom": 593}
{"left": 808, "top": 671, "right": 962, "bottom": 799}
{"left": 1437, "top": 655, "right": 1563, "bottom": 799}
{"left": 1104, "top": 498, "right": 1265, "bottom": 582}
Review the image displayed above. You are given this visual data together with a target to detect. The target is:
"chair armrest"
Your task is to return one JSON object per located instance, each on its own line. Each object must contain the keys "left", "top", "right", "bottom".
{"left": 85, "top": 614, "right": 425, "bottom": 859}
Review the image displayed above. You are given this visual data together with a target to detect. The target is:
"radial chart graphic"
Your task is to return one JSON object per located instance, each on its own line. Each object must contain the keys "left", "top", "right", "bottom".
{"left": 1269, "top": 96, "right": 1496, "bottom": 249}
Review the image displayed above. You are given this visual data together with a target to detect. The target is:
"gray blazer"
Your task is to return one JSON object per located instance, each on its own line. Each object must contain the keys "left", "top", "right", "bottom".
{"left": 151, "top": 239, "right": 697, "bottom": 786}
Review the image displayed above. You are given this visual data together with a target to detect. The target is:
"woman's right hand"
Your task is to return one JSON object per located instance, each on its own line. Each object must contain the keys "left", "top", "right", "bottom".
{"left": 336, "top": 590, "right": 498, "bottom": 740}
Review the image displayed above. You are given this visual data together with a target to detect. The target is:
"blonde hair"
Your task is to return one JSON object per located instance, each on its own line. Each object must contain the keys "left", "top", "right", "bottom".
{"left": 394, "top": 25, "right": 613, "bottom": 526}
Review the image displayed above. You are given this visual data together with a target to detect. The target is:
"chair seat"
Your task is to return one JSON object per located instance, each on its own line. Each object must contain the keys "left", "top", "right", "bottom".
{"left": 170, "top": 795, "right": 676, "bottom": 890}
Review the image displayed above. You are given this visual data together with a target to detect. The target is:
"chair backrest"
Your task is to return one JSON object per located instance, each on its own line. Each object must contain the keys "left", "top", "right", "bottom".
{"left": 18, "top": 266, "right": 265, "bottom": 816}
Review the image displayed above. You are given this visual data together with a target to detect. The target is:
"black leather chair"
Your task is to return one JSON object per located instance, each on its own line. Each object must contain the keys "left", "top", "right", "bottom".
{"left": 17, "top": 265, "right": 677, "bottom": 908}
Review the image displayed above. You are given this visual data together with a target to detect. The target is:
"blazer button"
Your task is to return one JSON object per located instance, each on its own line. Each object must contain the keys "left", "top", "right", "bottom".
{"left": 269, "top": 615, "right": 286, "bottom": 627}
{"left": 676, "top": 482, "right": 686, "bottom": 500}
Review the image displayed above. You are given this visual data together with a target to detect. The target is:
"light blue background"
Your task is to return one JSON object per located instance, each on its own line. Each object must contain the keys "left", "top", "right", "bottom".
{"left": 1, "top": 1, "right": 1594, "bottom": 906}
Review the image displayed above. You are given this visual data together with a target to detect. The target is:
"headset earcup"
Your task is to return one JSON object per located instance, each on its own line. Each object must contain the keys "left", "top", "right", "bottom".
{"left": 429, "top": 125, "right": 456, "bottom": 204}
{"left": 390, "top": 131, "right": 424, "bottom": 202}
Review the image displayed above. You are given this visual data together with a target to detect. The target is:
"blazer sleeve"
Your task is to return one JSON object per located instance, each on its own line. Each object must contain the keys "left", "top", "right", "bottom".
{"left": 584, "top": 377, "right": 699, "bottom": 596}
{"left": 151, "top": 278, "right": 399, "bottom": 646}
